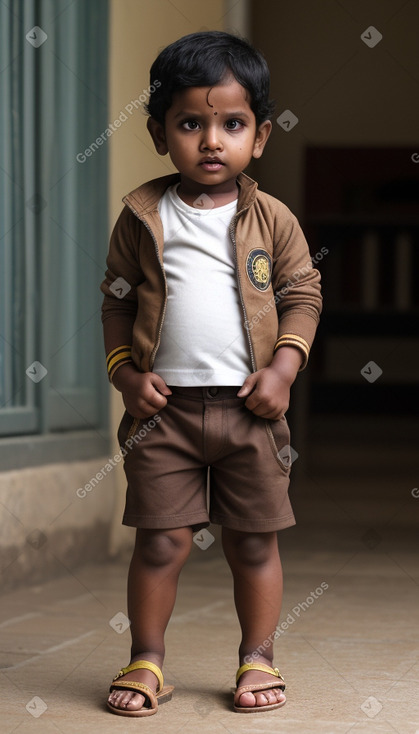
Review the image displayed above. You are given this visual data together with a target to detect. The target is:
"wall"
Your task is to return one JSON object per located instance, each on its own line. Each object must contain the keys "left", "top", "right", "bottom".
{"left": 0, "top": 460, "right": 114, "bottom": 590}
{"left": 251, "top": 0, "right": 419, "bottom": 216}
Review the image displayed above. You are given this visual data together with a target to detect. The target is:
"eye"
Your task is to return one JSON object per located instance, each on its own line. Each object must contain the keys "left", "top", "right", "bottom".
{"left": 182, "top": 120, "right": 200, "bottom": 130}
{"left": 225, "top": 119, "right": 243, "bottom": 130}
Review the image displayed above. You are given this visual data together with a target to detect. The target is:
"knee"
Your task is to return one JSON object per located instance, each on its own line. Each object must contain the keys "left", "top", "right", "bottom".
{"left": 223, "top": 531, "right": 277, "bottom": 567}
{"left": 135, "top": 528, "right": 191, "bottom": 568}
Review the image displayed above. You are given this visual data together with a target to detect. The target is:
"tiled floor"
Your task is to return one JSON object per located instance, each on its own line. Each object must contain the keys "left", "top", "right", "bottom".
{"left": 1, "top": 431, "right": 419, "bottom": 734}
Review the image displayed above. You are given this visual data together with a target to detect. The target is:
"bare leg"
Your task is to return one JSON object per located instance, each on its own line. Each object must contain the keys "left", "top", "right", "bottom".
{"left": 222, "top": 528, "right": 286, "bottom": 709}
{"left": 108, "top": 526, "right": 193, "bottom": 711}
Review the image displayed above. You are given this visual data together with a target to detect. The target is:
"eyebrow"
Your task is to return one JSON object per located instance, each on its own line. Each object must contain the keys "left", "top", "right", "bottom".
{"left": 173, "top": 110, "right": 251, "bottom": 120}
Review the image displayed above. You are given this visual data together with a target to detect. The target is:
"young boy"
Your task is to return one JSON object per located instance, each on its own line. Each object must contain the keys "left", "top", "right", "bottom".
{"left": 102, "top": 30, "right": 321, "bottom": 716}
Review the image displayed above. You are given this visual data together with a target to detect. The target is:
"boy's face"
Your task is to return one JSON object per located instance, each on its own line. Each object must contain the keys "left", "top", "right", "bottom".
{"left": 147, "top": 77, "right": 271, "bottom": 199}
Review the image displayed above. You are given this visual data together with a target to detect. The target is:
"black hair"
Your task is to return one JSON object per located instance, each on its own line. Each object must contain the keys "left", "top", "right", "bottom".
{"left": 145, "top": 30, "right": 275, "bottom": 126}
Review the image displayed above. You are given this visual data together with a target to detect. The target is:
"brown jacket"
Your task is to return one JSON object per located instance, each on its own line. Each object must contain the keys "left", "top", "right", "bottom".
{"left": 101, "top": 172, "right": 322, "bottom": 380}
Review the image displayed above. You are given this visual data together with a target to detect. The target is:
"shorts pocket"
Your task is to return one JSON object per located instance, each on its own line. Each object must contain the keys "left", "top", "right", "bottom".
{"left": 265, "top": 417, "right": 292, "bottom": 472}
{"left": 117, "top": 411, "right": 140, "bottom": 448}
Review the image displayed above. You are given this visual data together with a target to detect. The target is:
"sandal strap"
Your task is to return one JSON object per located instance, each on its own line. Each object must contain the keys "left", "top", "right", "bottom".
{"left": 236, "top": 679, "right": 286, "bottom": 697}
{"left": 112, "top": 660, "right": 164, "bottom": 692}
{"left": 236, "top": 662, "right": 285, "bottom": 685}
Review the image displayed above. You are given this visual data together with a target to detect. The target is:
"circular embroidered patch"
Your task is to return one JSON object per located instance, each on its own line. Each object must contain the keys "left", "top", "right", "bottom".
{"left": 246, "top": 249, "right": 272, "bottom": 291}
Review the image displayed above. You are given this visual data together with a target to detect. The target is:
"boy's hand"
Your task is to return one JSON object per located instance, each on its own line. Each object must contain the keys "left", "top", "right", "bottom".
{"left": 237, "top": 367, "right": 291, "bottom": 419}
{"left": 237, "top": 346, "right": 303, "bottom": 420}
{"left": 112, "top": 363, "right": 172, "bottom": 418}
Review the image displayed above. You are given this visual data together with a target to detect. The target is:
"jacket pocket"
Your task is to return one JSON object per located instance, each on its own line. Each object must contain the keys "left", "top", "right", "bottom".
{"left": 265, "top": 416, "right": 292, "bottom": 472}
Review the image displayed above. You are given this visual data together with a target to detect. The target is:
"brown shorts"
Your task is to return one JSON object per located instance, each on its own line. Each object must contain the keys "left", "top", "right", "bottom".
{"left": 118, "top": 386, "right": 296, "bottom": 533}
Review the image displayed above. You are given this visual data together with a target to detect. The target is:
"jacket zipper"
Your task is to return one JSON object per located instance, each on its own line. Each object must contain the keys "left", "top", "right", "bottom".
{"left": 229, "top": 215, "right": 256, "bottom": 373}
{"left": 123, "top": 201, "right": 168, "bottom": 369}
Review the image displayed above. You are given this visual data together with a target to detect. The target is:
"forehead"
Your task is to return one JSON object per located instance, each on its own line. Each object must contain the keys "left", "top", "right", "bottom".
{"left": 170, "top": 78, "right": 252, "bottom": 114}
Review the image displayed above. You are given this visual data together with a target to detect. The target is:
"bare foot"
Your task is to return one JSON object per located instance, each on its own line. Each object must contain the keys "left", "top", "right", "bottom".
{"left": 235, "top": 667, "right": 286, "bottom": 709}
{"left": 108, "top": 656, "right": 162, "bottom": 713}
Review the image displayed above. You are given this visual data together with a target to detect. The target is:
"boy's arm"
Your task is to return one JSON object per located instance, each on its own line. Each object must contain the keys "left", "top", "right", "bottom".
{"left": 101, "top": 206, "right": 171, "bottom": 417}
{"left": 101, "top": 206, "right": 144, "bottom": 381}
{"left": 271, "top": 207, "right": 322, "bottom": 370}
{"left": 238, "top": 205, "right": 322, "bottom": 418}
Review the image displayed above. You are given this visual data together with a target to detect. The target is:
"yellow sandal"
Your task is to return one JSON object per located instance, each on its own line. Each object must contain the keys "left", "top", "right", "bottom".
{"left": 234, "top": 662, "right": 286, "bottom": 713}
{"left": 107, "top": 660, "right": 174, "bottom": 717}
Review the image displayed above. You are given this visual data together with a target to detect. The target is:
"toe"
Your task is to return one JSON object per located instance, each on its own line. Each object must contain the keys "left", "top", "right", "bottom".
{"left": 112, "top": 691, "right": 130, "bottom": 708}
{"left": 254, "top": 691, "right": 271, "bottom": 707}
{"left": 125, "top": 692, "right": 147, "bottom": 710}
{"left": 119, "top": 691, "right": 134, "bottom": 707}
{"left": 237, "top": 687, "right": 286, "bottom": 709}
{"left": 266, "top": 689, "right": 279, "bottom": 704}
{"left": 108, "top": 690, "right": 146, "bottom": 711}
{"left": 237, "top": 691, "right": 257, "bottom": 708}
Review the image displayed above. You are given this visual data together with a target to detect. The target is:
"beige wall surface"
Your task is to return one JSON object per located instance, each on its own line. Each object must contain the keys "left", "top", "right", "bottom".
{"left": 251, "top": 0, "right": 419, "bottom": 215}
{"left": 0, "top": 460, "right": 114, "bottom": 590}
{"left": 107, "top": 0, "right": 248, "bottom": 553}
{"left": 109, "top": 0, "right": 249, "bottom": 221}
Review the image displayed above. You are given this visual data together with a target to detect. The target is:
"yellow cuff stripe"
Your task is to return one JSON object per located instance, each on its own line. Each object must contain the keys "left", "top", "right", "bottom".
{"left": 274, "top": 333, "right": 309, "bottom": 351}
{"left": 106, "top": 344, "right": 132, "bottom": 366}
{"left": 274, "top": 334, "right": 310, "bottom": 370}
{"left": 107, "top": 350, "right": 132, "bottom": 373}
{"left": 106, "top": 345, "right": 133, "bottom": 381}
{"left": 109, "top": 358, "right": 133, "bottom": 382}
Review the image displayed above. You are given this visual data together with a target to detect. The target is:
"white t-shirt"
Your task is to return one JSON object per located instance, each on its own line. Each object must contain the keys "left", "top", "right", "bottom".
{"left": 153, "top": 184, "right": 251, "bottom": 386}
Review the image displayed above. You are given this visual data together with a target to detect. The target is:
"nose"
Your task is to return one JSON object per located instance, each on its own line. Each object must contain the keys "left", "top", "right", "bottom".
{"left": 200, "top": 125, "right": 222, "bottom": 151}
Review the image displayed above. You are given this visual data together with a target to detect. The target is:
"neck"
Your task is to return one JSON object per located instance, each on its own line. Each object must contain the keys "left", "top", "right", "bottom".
{"left": 177, "top": 177, "right": 239, "bottom": 208}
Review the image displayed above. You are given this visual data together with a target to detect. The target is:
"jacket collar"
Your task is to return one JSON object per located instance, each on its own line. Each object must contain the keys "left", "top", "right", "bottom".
{"left": 123, "top": 171, "right": 258, "bottom": 218}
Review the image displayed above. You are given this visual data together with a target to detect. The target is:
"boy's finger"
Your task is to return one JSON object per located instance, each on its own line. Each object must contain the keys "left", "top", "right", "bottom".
{"left": 244, "top": 393, "right": 262, "bottom": 412}
{"left": 139, "top": 393, "right": 167, "bottom": 416}
{"left": 151, "top": 374, "right": 172, "bottom": 396}
{"left": 237, "top": 375, "right": 257, "bottom": 397}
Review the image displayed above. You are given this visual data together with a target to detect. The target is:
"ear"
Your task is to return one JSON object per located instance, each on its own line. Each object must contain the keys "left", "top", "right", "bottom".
{"left": 147, "top": 117, "right": 168, "bottom": 155}
{"left": 252, "top": 120, "right": 272, "bottom": 159}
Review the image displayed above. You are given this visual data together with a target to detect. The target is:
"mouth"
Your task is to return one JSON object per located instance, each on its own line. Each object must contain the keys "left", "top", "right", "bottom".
{"left": 199, "top": 158, "right": 224, "bottom": 171}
